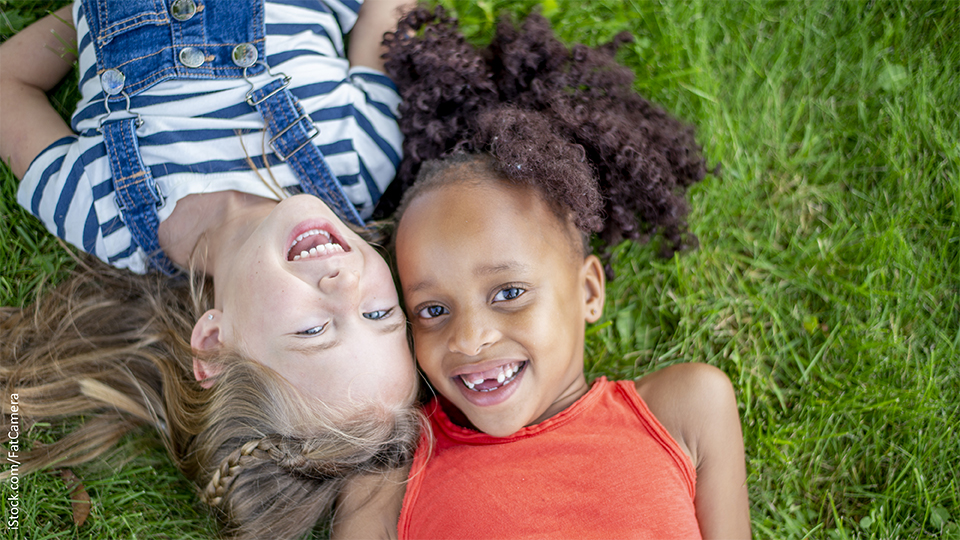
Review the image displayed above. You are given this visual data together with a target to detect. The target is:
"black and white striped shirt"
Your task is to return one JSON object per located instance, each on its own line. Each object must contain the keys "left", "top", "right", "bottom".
{"left": 19, "top": 0, "right": 402, "bottom": 273}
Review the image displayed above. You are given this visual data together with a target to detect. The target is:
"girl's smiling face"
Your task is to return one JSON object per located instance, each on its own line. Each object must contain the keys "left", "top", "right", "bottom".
{"left": 396, "top": 178, "right": 605, "bottom": 437}
{"left": 202, "top": 194, "right": 417, "bottom": 411}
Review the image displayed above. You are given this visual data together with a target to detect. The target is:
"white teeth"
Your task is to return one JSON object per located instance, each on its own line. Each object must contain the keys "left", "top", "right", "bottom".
{"left": 294, "top": 229, "right": 331, "bottom": 243}
{"left": 461, "top": 374, "right": 483, "bottom": 388}
{"left": 496, "top": 371, "right": 506, "bottom": 384}
{"left": 505, "top": 367, "right": 514, "bottom": 379}
{"left": 292, "top": 241, "right": 344, "bottom": 261}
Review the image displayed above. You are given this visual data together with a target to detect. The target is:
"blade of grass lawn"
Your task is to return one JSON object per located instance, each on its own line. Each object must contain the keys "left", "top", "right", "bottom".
{"left": 3, "top": 0, "right": 958, "bottom": 538}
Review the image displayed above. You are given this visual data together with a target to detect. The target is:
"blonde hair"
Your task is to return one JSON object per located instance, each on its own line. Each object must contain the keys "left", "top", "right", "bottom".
{"left": 1, "top": 257, "right": 420, "bottom": 539}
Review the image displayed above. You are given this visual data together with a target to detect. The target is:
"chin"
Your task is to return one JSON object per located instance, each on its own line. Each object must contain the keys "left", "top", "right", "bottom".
{"left": 466, "top": 416, "right": 525, "bottom": 438}
{"left": 369, "top": 372, "right": 419, "bottom": 410}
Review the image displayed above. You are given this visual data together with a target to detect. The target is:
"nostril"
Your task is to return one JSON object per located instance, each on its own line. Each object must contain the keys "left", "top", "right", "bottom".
{"left": 318, "top": 271, "right": 341, "bottom": 289}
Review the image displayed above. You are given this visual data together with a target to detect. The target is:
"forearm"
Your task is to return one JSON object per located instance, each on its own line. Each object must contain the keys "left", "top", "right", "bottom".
{"left": 0, "top": 5, "right": 76, "bottom": 178}
{"left": 347, "top": 0, "right": 418, "bottom": 72}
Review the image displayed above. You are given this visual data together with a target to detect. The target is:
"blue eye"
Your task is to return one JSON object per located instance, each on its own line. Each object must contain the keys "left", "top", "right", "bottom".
{"left": 299, "top": 323, "right": 326, "bottom": 336}
{"left": 418, "top": 305, "right": 448, "bottom": 319}
{"left": 363, "top": 308, "right": 393, "bottom": 320}
{"left": 493, "top": 287, "right": 524, "bottom": 302}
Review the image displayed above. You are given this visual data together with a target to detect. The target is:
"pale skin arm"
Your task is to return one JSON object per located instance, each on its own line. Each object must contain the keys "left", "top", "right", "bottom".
{"left": 636, "top": 363, "right": 752, "bottom": 539}
{"left": 331, "top": 466, "right": 410, "bottom": 540}
{"left": 0, "top": 5, "right": 76, "bottom": 179}
{"left": 347, "top": 0, "right": 417, "bottom": 72}
{"left": 0, "top": 1, "right": 412, "bottom": 177}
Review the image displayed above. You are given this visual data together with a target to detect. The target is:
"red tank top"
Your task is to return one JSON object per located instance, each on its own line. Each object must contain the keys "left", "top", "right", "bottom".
{"left": 399, "top": 377, "right": 701, "bottom": 539}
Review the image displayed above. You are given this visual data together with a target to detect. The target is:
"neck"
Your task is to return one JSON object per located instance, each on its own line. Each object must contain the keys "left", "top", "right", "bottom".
{"left": 158, "top": 191, "right": 277, "bottom": 275}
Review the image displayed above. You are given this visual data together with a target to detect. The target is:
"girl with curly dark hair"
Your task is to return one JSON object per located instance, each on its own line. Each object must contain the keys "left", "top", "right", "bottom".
{"left": 1, "top": 2, "right": 421, "bottom": 538}
{"left": 335, "top": 7, "right": 751, "bottom": 539}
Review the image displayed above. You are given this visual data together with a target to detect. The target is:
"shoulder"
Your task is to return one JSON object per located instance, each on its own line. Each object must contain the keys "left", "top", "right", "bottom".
{"left": 635, "top": 363, "right": 735, "bottom": 406}
{"left": 634, "top": 363, "right": 739, "bottom": 467}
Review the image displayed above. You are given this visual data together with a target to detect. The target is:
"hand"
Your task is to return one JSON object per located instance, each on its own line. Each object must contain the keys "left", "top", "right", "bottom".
{"left": 347, "top": 0, "right": 418, "bottom": 73}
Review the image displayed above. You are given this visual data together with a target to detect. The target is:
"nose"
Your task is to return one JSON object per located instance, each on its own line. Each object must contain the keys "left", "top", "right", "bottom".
{"left": 447, "top": 307, "right": 500, "bottom": 357}
{"left": 318, "top": 268, "right": 361, "bottom": 300}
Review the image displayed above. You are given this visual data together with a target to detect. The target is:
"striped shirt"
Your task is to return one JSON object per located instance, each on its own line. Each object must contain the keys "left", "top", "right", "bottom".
{"left": 18, "top": 0, "right": 402, "bottom": 274}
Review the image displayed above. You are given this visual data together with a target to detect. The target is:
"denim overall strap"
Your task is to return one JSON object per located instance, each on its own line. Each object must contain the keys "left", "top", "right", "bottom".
{"left": 248, "top": 77, "right": 364, "bottom": 227}
{"left": 100, "top": 118, "right": 178, "bottom": 275}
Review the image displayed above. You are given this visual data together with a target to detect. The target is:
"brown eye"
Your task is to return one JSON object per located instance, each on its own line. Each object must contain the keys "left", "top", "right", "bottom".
{"left": 418, "top": 305, "right": 448, "bottom": 319}
{"left": 493, "top": 287, "right": 524, "bottom": 302}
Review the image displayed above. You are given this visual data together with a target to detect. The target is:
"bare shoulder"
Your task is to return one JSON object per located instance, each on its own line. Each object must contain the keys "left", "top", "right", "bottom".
{"left": 636, "top": 364, "right": 751, "bottom": 539}
{"left": 634, "top": 363, "right": 738, "bottom": 465}
{"left": 331, "top": 466, "right": 410, "bottom": 540}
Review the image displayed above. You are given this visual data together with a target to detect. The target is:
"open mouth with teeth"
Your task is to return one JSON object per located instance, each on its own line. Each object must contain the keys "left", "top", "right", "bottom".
{"left": 287, "top": 228, "right": 348, "bottom": 261}
{"left": 457, "top": 361, "right": 526, "bottom": 392}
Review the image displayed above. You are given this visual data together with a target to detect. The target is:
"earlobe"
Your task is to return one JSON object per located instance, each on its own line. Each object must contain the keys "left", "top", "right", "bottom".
{"left": 191, "top": 310, "right": 224, "bottom": 389}
{"left": 582, "top": 255, "right": 606, "bottom": 323}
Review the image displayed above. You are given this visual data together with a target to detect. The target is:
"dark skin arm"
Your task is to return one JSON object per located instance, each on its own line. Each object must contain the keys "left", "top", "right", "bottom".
{"left": 636, "top": 362, "right": 752, "bottom": 539}
{"left": 0, "top": 5, "right": 76, "bottom": 179}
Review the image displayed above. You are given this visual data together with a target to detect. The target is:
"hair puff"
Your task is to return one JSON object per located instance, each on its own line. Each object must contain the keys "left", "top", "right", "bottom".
{"left": 380, "top": 6, "right": 712, "bottom": 256}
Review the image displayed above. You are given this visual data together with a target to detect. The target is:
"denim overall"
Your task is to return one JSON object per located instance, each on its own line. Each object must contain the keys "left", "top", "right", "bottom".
{"left": 84, "top": 0, "right": 364, "bottom": 274}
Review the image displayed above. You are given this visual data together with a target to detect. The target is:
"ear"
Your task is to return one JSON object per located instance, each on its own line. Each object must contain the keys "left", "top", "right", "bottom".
{"left": 582, "top": 254, "right": 606, "bottom": 323}
{"left": 191, "top": 310, "right": 224, "bottom": 389}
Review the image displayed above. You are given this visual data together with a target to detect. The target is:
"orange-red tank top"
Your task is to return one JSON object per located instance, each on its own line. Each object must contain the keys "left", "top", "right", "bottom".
{"left": 399, "top": 377, "right": 701, "bottom": 539}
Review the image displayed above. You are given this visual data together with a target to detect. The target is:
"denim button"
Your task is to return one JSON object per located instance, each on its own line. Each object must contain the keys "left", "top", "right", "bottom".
{"left": 171, "top": 0, "right": 198, "bottom": 21}
{"left": 232, "top": 43, "right": 258, "bottom": 67}
{"left": 179, "top": 47, "right": 205, "bottom": 68}
{"left": 100, "top": 69, "right": 126, "bottom": 95}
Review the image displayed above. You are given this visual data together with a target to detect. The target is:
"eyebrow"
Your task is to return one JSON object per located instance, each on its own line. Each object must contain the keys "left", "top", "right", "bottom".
{"left": 286, "top": 338, "right": 343, "bottom": 355}
{"left": 407, "top": 262, "right": 529, "bottom": 293}
{"left": 378, "top": 318, "right": 407, "bottom": 336}
{"left": 474, "top": 262, "right": 528, "bottom": 276}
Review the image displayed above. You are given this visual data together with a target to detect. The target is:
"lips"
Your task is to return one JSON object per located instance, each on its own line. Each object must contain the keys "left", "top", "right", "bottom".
{"left": 457, "top": 361, "right": 525, "bottom": 391}
{"left": 286, "top": 221, "right": 350, "bottom": 262}
{"left": 451, "top": 360, "right": 527, "bottom": 407}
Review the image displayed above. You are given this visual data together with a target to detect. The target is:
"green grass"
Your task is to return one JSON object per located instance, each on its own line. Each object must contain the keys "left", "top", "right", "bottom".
{"left": 2, "top": 0, "right": 959, "bottom": 538}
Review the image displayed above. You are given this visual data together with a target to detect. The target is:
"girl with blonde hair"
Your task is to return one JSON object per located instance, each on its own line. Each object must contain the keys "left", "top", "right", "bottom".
{"left": 1, "top": 0, "right": 420, "bottom": 537}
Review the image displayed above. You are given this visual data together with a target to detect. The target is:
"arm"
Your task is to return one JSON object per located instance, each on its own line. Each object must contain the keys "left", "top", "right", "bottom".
{"left": 331, "top": 466, "right": 409, "bottom": 540}
{"left": 0, "top": 5, "right": 76, "bottom": 179}
{"left": 347, "top": 0, "right": 417, "bottom": 72}
{"left": 637, "top": 363, "right": 752, "bottom": 539}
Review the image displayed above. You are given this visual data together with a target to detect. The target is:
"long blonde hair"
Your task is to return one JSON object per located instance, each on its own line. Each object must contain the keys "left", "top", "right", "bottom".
{"left": 1, "top": 256, "right": 420, "bottom": 539}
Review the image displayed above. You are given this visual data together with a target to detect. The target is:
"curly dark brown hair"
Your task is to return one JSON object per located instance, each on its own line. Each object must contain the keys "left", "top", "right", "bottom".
{"left": 378, "top": 6, "right": 711, "bottom": 256}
